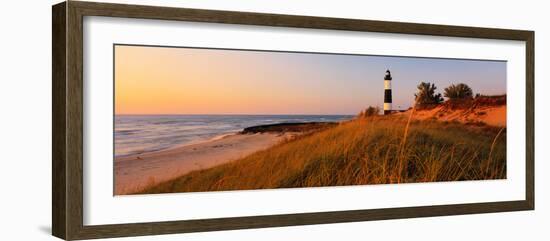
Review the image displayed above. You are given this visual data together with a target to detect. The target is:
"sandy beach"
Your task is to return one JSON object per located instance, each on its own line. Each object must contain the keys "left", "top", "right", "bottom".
{"left": 115, "top": 132, "right": 294, "bottom": 195}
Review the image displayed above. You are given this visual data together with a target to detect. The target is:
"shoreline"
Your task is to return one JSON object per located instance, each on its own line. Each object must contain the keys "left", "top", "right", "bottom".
{"left": 115, "top": 132, "right": 295, "bottom": 195}
{"left": 115, "top": 122, "right": 334, "bottom": 195}
{"left": 115, "top": 131, "right": 241, "bottom": 159}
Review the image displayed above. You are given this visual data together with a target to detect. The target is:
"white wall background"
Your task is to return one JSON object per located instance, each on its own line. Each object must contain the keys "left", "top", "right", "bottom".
{"left": 0, "top": 0, "right": 547, "bottom": 240}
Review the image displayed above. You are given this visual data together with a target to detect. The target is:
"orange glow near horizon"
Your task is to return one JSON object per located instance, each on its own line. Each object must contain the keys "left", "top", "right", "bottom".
{"left": 115, "top": 45, "right": 347, "bottom": 115}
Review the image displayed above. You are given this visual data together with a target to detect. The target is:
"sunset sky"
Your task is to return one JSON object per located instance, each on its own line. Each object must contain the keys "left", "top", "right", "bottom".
{"left": 115, "top": 45, "right": 506, "bottom": 115}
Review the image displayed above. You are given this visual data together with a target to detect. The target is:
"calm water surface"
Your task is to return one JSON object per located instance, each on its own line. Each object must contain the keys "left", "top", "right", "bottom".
{"left": 115, "top": 115, "right": 353, "bottom": 157}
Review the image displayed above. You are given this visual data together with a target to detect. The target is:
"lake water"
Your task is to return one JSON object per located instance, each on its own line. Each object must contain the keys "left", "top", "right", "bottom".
{"left": 115, "top": 115, "right": 353, "bottom": 157}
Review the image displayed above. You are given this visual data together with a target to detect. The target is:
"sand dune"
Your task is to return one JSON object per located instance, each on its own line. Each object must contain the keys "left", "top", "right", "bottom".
{"left": 114, "top": 132, "right": 293, "bottom": 195}
{"left": 405, "top": 105, "right": 506, "bottom": 127}
{"left": 139, "top": 116, "right": 506, "bottom": 194}
{"left": 396, "top": 95, "right": 506, "bottom": 128}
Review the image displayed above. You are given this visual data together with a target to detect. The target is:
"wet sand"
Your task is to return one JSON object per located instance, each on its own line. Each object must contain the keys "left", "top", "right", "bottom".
{"left": 115, "top": 132, "right": 294, "bottom": 195}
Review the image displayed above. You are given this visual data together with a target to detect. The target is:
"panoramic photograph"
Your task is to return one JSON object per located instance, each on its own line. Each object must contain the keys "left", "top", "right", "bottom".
{"left": 114, "top": 45, "right": 507, "bottom": 195}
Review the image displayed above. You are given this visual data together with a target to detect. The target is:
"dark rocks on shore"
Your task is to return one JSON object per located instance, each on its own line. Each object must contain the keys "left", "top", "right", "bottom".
{"left": 240, "top": 122, "right": 338, "bottom": 134}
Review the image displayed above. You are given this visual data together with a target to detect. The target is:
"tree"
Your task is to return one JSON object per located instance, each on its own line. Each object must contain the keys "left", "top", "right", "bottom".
{"left": 414, "top": 82, "right": 443, "bottom": 107}
{"left": 444, "top": 83, "right": 473, "bottom": 100}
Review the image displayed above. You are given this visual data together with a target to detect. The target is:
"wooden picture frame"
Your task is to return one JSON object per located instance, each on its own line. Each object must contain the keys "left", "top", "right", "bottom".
{"left": 52, "top": 1, "right": 534, "bottom": 240}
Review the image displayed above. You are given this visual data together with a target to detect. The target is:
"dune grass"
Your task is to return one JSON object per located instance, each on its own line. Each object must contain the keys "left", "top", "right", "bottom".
{"left": 138, "top": 116, "right": 506, "bottom": 194}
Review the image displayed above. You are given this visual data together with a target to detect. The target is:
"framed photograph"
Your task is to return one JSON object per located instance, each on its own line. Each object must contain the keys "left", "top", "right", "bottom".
{"left": 52, "top": 1, "right": 534, "bottom": 240}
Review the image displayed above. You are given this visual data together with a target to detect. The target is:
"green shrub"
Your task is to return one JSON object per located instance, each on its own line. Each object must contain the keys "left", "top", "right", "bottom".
{"left": 444, "top": 83, "right": 473, "bottom": 100}
{"left": 358, "top": 106, "right": 380, "bottom": 118}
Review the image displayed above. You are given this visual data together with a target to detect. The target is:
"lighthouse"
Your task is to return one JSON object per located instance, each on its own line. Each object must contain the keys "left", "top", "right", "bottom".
{"left": 384, "top": 70, "right": 392, "bottom": 115}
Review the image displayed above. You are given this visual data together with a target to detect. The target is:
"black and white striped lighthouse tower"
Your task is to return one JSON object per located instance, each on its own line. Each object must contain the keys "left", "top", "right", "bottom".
{"left": 383, "top": 70, "right": 392, "bottom": 115}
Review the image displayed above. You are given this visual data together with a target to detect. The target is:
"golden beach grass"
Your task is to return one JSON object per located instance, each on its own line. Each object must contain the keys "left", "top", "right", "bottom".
{"left": 138, "top": 115, "right": 506, "bottom": 194}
